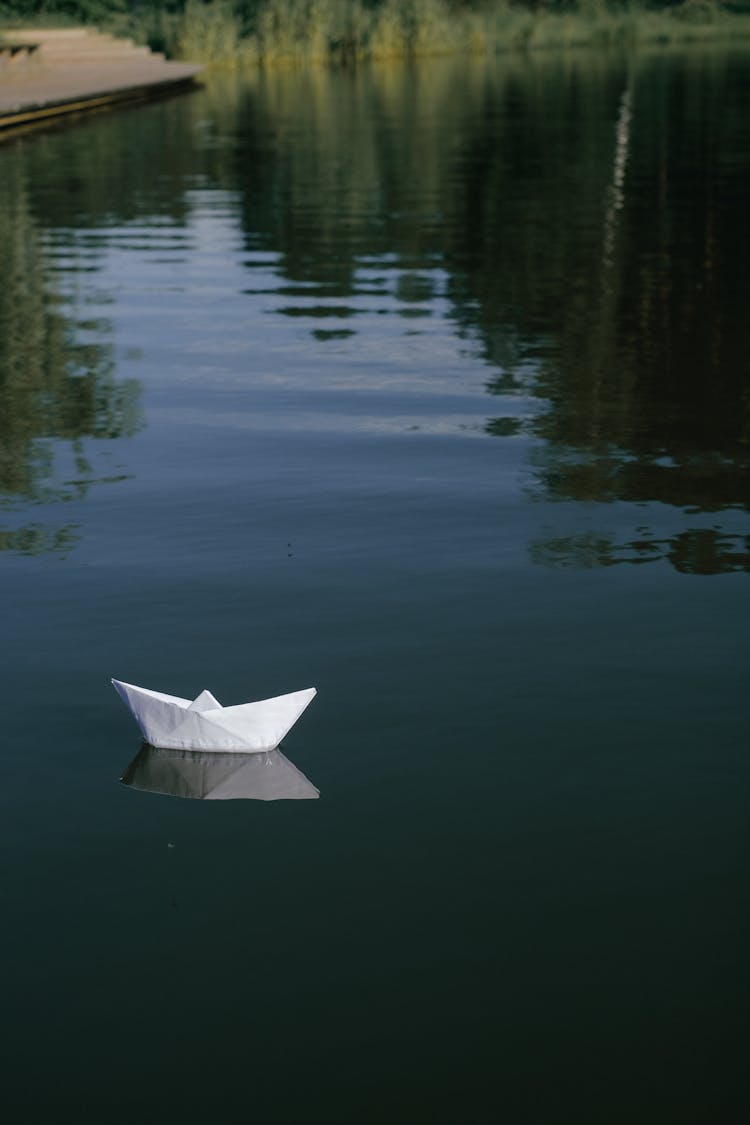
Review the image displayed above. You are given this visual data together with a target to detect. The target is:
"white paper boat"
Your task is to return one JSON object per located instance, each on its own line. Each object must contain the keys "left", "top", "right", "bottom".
{"left": 112, "top": 679, "right": 316, "bottom": 752}
{"left": 121, "top": 745, "right": 320, "bottom": 801}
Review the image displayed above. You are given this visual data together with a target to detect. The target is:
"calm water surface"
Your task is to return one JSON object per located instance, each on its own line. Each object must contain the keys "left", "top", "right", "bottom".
{"left": 1, "top": 48, "right": 748, "bottom": 1122}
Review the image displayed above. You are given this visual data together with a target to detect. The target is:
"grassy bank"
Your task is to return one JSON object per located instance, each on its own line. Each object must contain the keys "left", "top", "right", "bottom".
{"left": 131, "top": 1, "right": 750, "bottom": 67}
{"left": 4, "top": 1, "right": 750, "bottom": 65}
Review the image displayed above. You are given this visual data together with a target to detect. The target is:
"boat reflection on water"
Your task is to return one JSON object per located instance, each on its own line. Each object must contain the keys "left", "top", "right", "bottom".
{"left": 120, "top": 744, "right": 319, "bottom": 801}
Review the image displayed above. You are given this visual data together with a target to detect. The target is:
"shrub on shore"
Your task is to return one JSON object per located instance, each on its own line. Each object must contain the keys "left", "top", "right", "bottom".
{"left": 159, "top": 1, "right": 750, "bottom": 66}
{"left": 3, "top": 1, "right": 750, "bottom": 66}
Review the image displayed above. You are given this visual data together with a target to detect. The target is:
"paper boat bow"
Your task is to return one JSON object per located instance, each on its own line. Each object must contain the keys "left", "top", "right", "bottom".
{"left": 112, "top": 679, "right": 316, "bottom": 752}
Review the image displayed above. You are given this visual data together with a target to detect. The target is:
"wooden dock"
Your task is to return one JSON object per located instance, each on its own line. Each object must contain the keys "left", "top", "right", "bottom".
{"left": 0, "top": 27, "right": 202, "bottom": 136}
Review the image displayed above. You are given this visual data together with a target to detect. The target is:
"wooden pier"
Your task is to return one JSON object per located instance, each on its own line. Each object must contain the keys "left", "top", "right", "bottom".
{"left": 0, "top": 27, "right": 202, "bottom": 137}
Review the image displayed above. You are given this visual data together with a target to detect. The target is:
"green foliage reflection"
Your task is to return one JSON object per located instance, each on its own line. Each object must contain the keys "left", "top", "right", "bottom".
{"left": 218, "top": 53, "right": 750, "bottom": 570}
{"left": 0, "top": 167, "right": 141, "bottom": 550}
{"left": 3, "top": 48, "right": 747, "bottom": 574}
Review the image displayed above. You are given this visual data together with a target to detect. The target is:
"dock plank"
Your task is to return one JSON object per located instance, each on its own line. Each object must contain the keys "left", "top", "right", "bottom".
{"left": 0, "top": 27, "right": 202, "bottom": 134}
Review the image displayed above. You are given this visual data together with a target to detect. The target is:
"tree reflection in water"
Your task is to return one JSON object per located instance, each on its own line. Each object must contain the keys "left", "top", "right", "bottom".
{"left": 2, "top": 51, "right": 747, "bottom": 573}
{"left": 224, "top": 53, "right": 749, "bottom": 574}
{"left": 0, "top": 167, "right": 142, "bottom": 554}
{"left": 463, "top": 51, "right": 750, "bottom": 573}
{"left": 530, "top": 528, "right": 750, "bottom": 576}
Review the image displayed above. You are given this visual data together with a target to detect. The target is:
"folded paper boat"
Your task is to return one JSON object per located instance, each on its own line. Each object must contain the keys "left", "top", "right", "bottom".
{"left": 112, "top": 679, "right": 316, "bottom": 752}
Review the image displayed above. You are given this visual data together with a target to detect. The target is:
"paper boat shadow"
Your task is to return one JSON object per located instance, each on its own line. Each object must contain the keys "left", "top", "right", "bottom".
{"left": 121, "top": 743, "right": 320, "bottom": 801}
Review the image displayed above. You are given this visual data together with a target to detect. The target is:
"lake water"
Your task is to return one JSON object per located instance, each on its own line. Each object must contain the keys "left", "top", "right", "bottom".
{"left": 1, "top": 47, "right": 748, "bottom": 1122}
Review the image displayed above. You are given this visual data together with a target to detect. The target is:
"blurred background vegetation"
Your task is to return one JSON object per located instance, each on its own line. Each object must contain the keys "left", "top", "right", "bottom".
{"left": 2, "top": 1, "right": 750, "bottom": 64}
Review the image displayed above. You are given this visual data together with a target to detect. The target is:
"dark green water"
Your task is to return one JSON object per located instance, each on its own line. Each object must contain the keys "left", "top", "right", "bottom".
{"left": 1, "top": 48, "right": 748, "bottom": 1122}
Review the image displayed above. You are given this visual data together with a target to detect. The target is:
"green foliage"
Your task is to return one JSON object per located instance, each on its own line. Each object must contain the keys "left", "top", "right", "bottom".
{"left": 2, "top": 0, "right": 750, "bottom": 61}
{"left": 174, "top": 0, "right": 244, "bottom": 59}
{"left": 171, "top": 0, "right": 750, "bottom": 64}
{"left": 0, "top": 0, "right": 128, "bottom": 23}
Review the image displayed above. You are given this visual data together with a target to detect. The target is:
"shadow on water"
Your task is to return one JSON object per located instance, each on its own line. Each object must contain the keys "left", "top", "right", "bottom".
{"left": 120, "top": 743, "right": 319, "bottom": 801}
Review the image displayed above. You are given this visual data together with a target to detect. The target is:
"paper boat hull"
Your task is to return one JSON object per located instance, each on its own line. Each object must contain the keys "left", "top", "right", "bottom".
{"left": 112, "top": 679, "right": 316, "bottom": 752}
